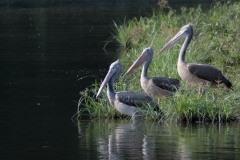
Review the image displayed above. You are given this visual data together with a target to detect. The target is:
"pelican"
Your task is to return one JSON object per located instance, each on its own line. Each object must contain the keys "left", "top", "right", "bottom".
{"left": 159, "top": 24, "right": 233, "bottom": 94}
{"left": 125, "top": 47, "right": 180, "bottom": 98}
{"left": 96, "top": 59, "right": 158, "bottom": 117}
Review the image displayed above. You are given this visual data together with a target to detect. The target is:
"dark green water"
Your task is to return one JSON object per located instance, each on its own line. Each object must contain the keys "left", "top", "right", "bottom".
{"left": 76, "top": 120, "right": 240, "bottom": 159}
{"left": 0, "top": 4, "right": 153, "bottom": 159}
{"left": 0, "top": 2, "right": 239, "bottom": 159}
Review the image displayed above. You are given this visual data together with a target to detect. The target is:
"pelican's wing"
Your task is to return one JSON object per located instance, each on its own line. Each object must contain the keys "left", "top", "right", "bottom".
{"left": 188, "top": 63, "right": 232, "bottom": 88}
{"left": 152, "top": 77, "right": 180, "bottom": 92}
{"left": 116, "top": 91, "right": 154, "bottom": 108}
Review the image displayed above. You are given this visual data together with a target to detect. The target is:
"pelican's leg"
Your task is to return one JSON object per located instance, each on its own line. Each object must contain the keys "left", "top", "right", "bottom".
{"left": 131, "top": 111, "right": 143, "bottom": 121}
{"left": 198, "top": 87, "right": 205, "bottom": 96}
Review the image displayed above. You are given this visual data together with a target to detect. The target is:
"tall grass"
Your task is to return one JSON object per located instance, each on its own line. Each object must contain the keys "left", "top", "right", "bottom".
{"left": 74, "top": 2, "right": 240, "bottom": 122}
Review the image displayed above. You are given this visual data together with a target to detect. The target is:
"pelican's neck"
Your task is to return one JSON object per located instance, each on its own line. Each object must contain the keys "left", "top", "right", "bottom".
{"left": 141, "top": 57, "right": 151, "bottom": 79}
{"left": 178, "top": 32, "right": 192, "bottom": 64}
{"left": 107, "top": 74, "right": 116, "bottom": 103}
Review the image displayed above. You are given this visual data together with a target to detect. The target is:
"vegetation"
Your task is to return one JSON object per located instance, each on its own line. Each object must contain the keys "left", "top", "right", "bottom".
{"left": 73, "top": 1, "right": 240, "bottom": 123}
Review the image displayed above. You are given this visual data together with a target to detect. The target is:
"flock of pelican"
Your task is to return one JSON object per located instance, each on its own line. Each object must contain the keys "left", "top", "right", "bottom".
{"left": 96, "top": 24, "right": 233, "bottom": 118}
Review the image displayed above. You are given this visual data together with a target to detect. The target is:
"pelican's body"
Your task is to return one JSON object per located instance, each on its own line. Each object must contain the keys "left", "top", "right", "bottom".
{"left": 96, "top": 60, "right": 158, "bottom": 117}
{"left": 126, "top": 47, "right": 180, "bottom": 98}
{"left": 159, "top": 24, "right": 232, "bottom": 94}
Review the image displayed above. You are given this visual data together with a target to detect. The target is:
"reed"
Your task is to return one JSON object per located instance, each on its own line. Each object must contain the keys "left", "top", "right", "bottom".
{"left": 74, "top": 2, "right": 240, "bottom": 122}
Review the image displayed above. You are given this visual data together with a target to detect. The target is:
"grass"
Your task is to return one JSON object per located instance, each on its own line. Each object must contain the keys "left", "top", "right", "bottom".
{"left": 73, "top": 1, "right": 240, "bottom": 123}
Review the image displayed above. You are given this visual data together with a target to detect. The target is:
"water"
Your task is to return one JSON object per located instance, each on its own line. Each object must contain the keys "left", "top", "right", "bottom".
{"left": 0, "top": 3, "right": 152, "bottom": 159}
{"left": 76, "top": 120, "right": 240, "bottom": 160}
{"left": 0, "top": 2, "right": 239, "bottom": 160}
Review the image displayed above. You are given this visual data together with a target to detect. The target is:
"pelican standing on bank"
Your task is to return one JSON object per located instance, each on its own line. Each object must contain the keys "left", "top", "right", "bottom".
{"left": 125, "top": 47, "right": 180, "bottom": 98}
{"left": 159, "top": 24, "right": 233, "bottom": 94}
{"left": 96, "top": 60, "right": 158, "bottom": 117}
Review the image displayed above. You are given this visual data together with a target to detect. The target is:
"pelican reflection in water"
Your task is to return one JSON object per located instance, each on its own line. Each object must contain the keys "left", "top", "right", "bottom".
{"left": 96, "top": 60, "right": 158, "bottom": 118}
{"left": 125, "top": 47, "right": 180, "bottom": 98}
{"left": 159, "top": 24, "right": 233, "bottom": 95}
{"left": 96, "top": 121, "right": 159, "bottom": 159}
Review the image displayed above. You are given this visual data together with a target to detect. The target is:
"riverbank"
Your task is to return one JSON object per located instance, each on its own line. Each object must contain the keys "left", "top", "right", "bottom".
{"left": 75, "top": 1, "right": 240, "bottom": 122}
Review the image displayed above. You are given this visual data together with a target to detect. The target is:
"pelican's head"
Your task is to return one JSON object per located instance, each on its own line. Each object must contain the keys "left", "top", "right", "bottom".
{"left": 159, "top": 24, "right": 193, "bottom": 54}
{"left": 125, "top": 47, "right": 154, "bottom": 74}
{"left": 96, "top": 59, "right": 121, "bottom": 98}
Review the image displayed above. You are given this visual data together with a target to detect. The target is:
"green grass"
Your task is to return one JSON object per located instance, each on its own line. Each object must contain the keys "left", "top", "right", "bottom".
{"left": 74, "top": 2, "right": 240, "bottom": 123}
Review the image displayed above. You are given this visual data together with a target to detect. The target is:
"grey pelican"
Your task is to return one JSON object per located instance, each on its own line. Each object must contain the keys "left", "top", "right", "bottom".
{"left": 125, "top": 47, "right": 180, "bottom": 98}
{"left": 96, "top": 60, "right": 158, "bottom": 117}
{"left": 159, "top": 24, "right": 233, "bottom": 94}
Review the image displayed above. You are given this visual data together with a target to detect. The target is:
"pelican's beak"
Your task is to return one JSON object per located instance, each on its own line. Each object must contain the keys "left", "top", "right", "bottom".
{"left": 125, "top": 50, "right": 148, "bottom": 75}
{"left": 96, "top": 68, "right": 114, "bottom": 98}
{"left": 159, "top": 29, "right": 185, "bottom": 54}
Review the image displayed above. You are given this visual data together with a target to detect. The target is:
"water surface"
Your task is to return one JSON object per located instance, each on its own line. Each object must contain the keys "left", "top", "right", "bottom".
{"left": 0, "top": 4, "right": 153, "bottom": 159}
{"left": 76, "top": 120, "right": 240, "bottom": 160}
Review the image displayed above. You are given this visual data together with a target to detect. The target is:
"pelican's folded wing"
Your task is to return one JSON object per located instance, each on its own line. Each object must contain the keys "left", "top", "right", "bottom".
{"left": 152, "top": 77, "right": 180, "bottom": 92}
{"left": 188, "top": 63, "right": 232, "bottom": 88}
{"left": 116, "top": 91, "right": 154, "bottom": 107}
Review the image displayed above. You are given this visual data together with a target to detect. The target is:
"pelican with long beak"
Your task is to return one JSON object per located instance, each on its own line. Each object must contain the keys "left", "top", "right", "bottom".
{"left": 159, "top": 24, "right": 233, "bottom": 94}
{"left": 125, "top": 47, "right": 180, "bottom": 98}
{"left": 96, "top": 59, "right": 158, "bottom": 117}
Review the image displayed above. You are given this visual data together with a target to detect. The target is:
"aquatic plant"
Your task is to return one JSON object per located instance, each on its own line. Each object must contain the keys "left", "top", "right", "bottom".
{"left": 74, "top": 1, "right": 240, "bottom": 122}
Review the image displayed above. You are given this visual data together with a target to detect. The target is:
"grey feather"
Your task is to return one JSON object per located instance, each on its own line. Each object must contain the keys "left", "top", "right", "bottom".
{"left": 188, "top": 63, "right": 232, "bottom": 88}
{"left": 152, "top": 77, "right": 180, "bottom": 92}
{"left": 116, "top": 92, "right": 152, "bottom": 106}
